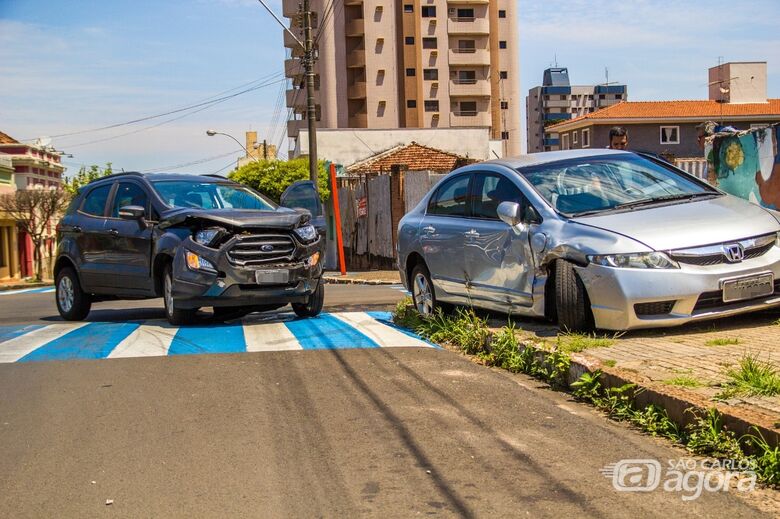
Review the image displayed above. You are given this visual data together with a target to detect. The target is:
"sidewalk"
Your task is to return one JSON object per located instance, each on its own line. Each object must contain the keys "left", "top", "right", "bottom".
{"left": 323, "top": 270, "right": 401, "bottom": 285}
{"left": 498, "top": 309, "right": 780, "bottom": 443}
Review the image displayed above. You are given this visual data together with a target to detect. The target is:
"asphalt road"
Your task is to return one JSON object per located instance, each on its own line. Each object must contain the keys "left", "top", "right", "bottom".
{"left": 0, "top": 286, "right": 772, "bottom": 517}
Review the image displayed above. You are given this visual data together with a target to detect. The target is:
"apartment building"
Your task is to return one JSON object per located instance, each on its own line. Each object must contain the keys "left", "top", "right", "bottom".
{"left": 282, "top": 0, "right": 521, "bottom": 156}
{"left": 526, "top": 67, "right": 627, "bottom": 153}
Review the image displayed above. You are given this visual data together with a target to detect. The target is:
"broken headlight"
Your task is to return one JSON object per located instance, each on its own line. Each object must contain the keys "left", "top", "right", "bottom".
{"left": 294, "top": 224, "right": 318, "bottom": 243}
{"left": 194, "top": 227, "right": 226, "bottom": 247}
{"left": 589, "top": 252, "right": 679, "bottom": 269}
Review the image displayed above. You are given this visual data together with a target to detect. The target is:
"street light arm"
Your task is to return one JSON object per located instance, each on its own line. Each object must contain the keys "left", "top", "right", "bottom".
{"left": 206, "top": 130, "right": 259, "bottom": 162}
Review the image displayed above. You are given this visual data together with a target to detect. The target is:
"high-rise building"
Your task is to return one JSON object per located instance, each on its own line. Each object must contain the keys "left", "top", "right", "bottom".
{"left": 526, "top": 67, "right": 627, "bottom": 153}
{"left": 282, "top": 0, "right": 521, "bottom": 156}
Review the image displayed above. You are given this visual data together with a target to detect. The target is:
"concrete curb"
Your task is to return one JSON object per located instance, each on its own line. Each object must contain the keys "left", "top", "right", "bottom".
{"left": 563, "top": 350, "right": 780, "bottom": 448}
{"left": 323, "top": 277, "right": 400, "bottom": 286}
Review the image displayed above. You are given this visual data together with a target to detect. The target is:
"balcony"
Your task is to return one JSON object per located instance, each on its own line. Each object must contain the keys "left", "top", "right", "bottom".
{"left": 347, "top": 81, "right": 367, "bottom": 99}
{"left": 448, "top": 48, "right": 490, "bottom": 66}
{"left": 346, "top": 49, "right": 366, "bottom": 68}
{"left": 345, "top": 18, "right": 365, "bottom": 37}
{"left": 449, "top": 79, "right": 491, "bottom": 97}
{"left": 284, "top": 57, "right": 303, "bottom": 77}
{"left": 282, "top": 0, "right": 298, "bottom": 18}
{"left": 348, "top": 113, "right": 368, "bottom": 128}
{"left": 287, "top": 119, "right": 307, "bottom": 136}
{"left": 286, "top": 88, "right": 310, "bottom": 109}
{"left": 450, "top": 111, "right": 491, "bottom": 127}
{"left": 447, "top": 16, "right": 489, "bottom": 34}
{"left": 283, "top": 30, "right": 305, "bottom": 56}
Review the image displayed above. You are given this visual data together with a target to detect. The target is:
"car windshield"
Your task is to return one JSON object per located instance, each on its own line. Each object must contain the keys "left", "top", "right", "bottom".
{"left": 517, "top": 154, "right": 718, "bottom": 217}
{"left": 151, "top": 181, "right": 276, "bottom": 211}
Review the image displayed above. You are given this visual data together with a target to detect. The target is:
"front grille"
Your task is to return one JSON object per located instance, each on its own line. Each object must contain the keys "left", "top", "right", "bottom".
{"left": 634, "top": 301, "right": 675, "bottom": 317}
{"left": 744, "top": 242, "right": 775, "bottom": 260}
{"left": 226, "top": 233, "right": 296, "bottom": 266}
{"left": 671, "top": 234, "right": 776, "bottom": 266}
{"left": 673, "top": 254, "right": 724, "bottom": 266}
{"left": 693, "top": 280, "right": 780, "bottom": 312}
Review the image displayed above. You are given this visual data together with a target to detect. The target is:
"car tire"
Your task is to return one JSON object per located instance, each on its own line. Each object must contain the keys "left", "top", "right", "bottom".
{"left": 292, "top": 279, "right": 324, "bottom": 318}
{"left": 55, "top": 267, "right": 91, "bottom": 321}
{"left": 163, "top": 263, "right": 197, "bottom": 325}
{"left": 555, "top": 259, "right": 593, "bottom": 332}
{"left": 410, "top": 263, "right": 438, "bottom": 317}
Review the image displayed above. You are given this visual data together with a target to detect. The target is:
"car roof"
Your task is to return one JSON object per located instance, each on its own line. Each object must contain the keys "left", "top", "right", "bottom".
{"left": 88, "top": 172, "right": 234, "bottom": 185}
{"left": 479, "top": 149, "right": 636, "bottom": 170}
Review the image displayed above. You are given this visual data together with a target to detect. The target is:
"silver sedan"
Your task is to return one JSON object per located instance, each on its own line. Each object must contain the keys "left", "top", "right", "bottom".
{"left": 396, "top": 149, "right": 780, "bottom": 331}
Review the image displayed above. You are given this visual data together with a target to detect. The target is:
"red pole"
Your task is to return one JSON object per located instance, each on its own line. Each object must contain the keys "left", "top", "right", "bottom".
{"left": 329, "top": 163, "right": 347, "bottom": 276}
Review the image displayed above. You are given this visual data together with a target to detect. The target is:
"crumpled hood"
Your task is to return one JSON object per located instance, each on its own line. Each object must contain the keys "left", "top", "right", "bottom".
{"left": 159, "top": 207, "right": 309, "bottom": 230}
{"left": 572, "top": 195, "right": 780, "bottom": 250}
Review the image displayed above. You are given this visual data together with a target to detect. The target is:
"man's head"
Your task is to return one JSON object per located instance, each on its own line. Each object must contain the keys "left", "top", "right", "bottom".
{"left": 608, "top": 127, "right": 628, "bottom": 150}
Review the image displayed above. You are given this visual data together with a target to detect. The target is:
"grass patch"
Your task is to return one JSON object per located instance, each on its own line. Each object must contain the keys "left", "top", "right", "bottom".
{"left": 556, "top": 331, "right": 615, "bottom": 353}
{"left": 718, "top": 353, "right": 780, "bottom": 398}
{"left": 603, "top": 359, "right": 617, "bottom": 368}
{"left": 705, "top": 337, "right": 740, "bottom": 347}
{"left": 663, "top": 376, "right": 704, "bottom": 388}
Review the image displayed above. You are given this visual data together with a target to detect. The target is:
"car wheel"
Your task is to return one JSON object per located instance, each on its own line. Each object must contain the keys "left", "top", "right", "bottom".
{"left": 163, "top": 263, "right": 197, "bottom": 325}
{"left": 292, "top": 279, "right": 324, "bottom": 318}
{"left": 55, "top": 267, "right": 91, "bottom": 321}
{"left": 555, "top": 259, "right": 593, "bottom": 332}
{"left": 410, "top": 263, "right": 437, "bottom": 317}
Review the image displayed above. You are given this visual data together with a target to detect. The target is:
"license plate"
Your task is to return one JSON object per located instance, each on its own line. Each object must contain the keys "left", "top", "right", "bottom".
{"left": 255, "top": 270, "right": 289, "bottom": 284}
{"left": 722, "top": 273, "right": 774, "bottom": 303}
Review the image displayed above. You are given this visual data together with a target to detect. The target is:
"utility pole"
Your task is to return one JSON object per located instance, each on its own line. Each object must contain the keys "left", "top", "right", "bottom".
{"left": 302, "top": 0, "right": 319, "bottom": 189}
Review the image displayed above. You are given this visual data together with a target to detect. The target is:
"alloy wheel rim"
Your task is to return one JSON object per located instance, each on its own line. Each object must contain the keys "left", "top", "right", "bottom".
{"left": 58, "top": 276, "right": 74, "bottom": 312}
{"left": 413, "top": 273, "right": 433, "bottom": 315}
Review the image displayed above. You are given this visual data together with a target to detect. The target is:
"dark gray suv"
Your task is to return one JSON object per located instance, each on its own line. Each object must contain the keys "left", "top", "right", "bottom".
{"left": 54, "top": 172, "right": 325, "bottom": 325}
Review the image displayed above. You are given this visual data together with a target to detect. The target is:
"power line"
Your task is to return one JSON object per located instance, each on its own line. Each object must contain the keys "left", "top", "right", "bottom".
{"left": 139, "top": 149, "right": 244, "bottom": 173}
{"left": 33, "top": 72, "right": 284, "bottom": 141}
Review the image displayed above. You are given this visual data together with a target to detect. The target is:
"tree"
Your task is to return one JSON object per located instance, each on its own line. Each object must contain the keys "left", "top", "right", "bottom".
{"left": 64, "top": 162, "right": 113, "bottom": 195}
{"left": 228, "top": 158, "right": 330, "bottom": 202}
{"left": 0, "top": 188, "right": 70, "bottom": 281}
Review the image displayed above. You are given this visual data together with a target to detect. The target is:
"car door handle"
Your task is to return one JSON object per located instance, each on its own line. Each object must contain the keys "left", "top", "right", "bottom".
{"left": 72, "top": 226, "right": 82, "bottom": 233}
{"left": 422, "top": 225, "right": 436, "bottom": 234}
{"left": 464, "top": 229, "right": 480, "bottom": 238}
{"left": 108, "top": 229, "right": 120, "bottom": 236}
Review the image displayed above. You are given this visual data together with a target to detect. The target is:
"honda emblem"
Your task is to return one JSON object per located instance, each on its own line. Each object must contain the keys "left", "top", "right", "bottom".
{"left": 722, "top": 243, "right": 744, "bottom": 263}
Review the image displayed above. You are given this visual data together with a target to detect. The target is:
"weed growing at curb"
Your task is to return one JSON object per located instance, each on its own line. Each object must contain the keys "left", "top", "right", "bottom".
{"left": 603, "top": 359, "right": 617, "bottom": 368}
{"left": 392, "top": 297, "right": 780, "bottom": 486}
{"left": 663, "top": 376, "right": 704, "bottom": 388}
{"left": 706, "top": 337, "right": 740, "bottom": 346}
{"left": 556, "top": 331, "right": 615, "bottom": 353}
{"left": 718, "top": 353, "right": 780, "bottom": 398}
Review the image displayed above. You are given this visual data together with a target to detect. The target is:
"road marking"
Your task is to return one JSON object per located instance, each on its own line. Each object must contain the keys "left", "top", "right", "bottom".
{"left": 285, "top": 313, "right": 380, "bottom": 349}
{"left": 0, "top": 287, "right": 55, "bottom": 296}
{"left": 0, "top": 323, "right": 88, "bottom": 363}
{"left": 18, "top": 322, "right": 140, "bottom": 363}
{"left": 108, "top": 321, "right": 178, "bottom": 358}
{"left": 243, "top": 319, "right": 302, "bottom": 351}
{"left": 168, "top": 322, "right": 247, "bottom": 355}
{"left": 0, "top": 324, "right": 45, "bottom": 343}
{"left": 332, "top": 312, "right": 431, "bottom": 348}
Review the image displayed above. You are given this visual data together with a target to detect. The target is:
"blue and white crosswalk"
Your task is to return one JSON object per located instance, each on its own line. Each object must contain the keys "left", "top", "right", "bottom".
{"left": 0, "top": 287, "right": 55, "bottom": 296}
{"left": 388, "top": 284, "right": 411, "bottom": 296}
{"left": 0, "top": 312, "right": 433, "bottom": 364}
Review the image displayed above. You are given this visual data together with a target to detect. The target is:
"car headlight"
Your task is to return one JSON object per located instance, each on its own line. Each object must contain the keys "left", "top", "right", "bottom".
{"left": 185, "top": 250, "right": 217, "bottom": 272}
{"left": 589, "top": 252, "right": 679, "bottom": 269}
{"left": 194, "top": 227, "right": 225, "bottom": 247}
{"left": 294, "top": 224, "right": 318, "bottom": 243}
{"left": 776, "top": 231, "right": 780, "bottom": 247}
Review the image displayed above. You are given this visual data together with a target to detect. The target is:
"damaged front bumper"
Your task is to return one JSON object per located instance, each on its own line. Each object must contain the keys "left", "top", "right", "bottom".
{"left": 170, "top": 235, "right": 324, "bottom": 309}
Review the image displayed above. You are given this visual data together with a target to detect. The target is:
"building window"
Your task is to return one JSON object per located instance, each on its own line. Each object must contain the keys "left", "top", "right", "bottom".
{"left": 406, "top": 68, "right": 416, "bottom": 76}
{"left": 405, "top": 36, "right": 414, "bottom": 45}
{"left": 456, "top": 8, "right": 474, "bottom": 19}
{"left": 423, "top": 68, "right": 438, "bottom": 80}
{"left": 422, "top": 37, "right": 437, "bottom": 49}
{"left": 573, "top": 131, "right": 578, "bottom": 145}
{"left": 458, "top": 101, "right": 477, "bottom": 116}
{"left": 407, "top": 100, "right": 417, "bottom": 108}
{"left": 424, "top": 100, "right": 439, "bottom": 112}
{"left": 499, "top": 41, "right": 507, "bottom": 49}
{"left": 660, "top": 126, "right": 680, "bottom": 144}
{"left": 501, "top": 131, "right": 510, "bottom": 140}
{"left": 498, "top": 10, "right": 506, "bottom": 18}
{"left": 421, "top": 6, "right": 436, "bottom": 17}
{"left": 562, "top": 134, "right": 570, "bottom": 150}
{"left": 599, "top": 94, "right": 606, "bottom": 100}
{"left": 499, "top": 71, "right": 508, "bottom": 79}
{"left": 404, "top": 4, "right": 413, "bottom": 13}
{"left": 582, "top": 129, "right": 590, "bottom": 148}
{"left": 457, "top": 70, "right": 476, "bottom": 83}
{"left": 500, "top": 101, "right": 509, "bottom": 110}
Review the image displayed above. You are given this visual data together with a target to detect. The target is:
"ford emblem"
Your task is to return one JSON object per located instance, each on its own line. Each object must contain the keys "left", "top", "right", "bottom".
{"left": 261, "top": 244, "right": 274, "bottom": 252}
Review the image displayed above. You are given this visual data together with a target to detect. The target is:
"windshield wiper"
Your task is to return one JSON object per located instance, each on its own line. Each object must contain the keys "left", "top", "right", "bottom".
{"left": 569, "top": 192, "right": 720, "bottom": 217}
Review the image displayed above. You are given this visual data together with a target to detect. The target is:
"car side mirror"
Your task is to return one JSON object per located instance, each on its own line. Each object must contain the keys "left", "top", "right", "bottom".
{"left": 497, "top": 201, "right": 522, "bottom": 227}
{"left": 118, "top": 205, "right": 146, "bottom": 220}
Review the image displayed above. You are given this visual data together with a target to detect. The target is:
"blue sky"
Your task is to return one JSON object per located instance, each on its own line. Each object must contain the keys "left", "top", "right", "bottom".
{"left": 1, "top": 0, "right": 778, "bottom": 175}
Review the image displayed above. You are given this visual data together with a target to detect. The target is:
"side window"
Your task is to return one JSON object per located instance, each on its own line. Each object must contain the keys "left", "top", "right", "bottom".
{"left": 111, "top": 182, "right": 149, "bottom": 218}
{"left": 472, "top": 174, "right": 524, "bottom": 220}
{"left": 80, "top": 184, "right": 112, "bottom": 217}
{"left": 428, "top": 175, "right": 471, "bottom": 217}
